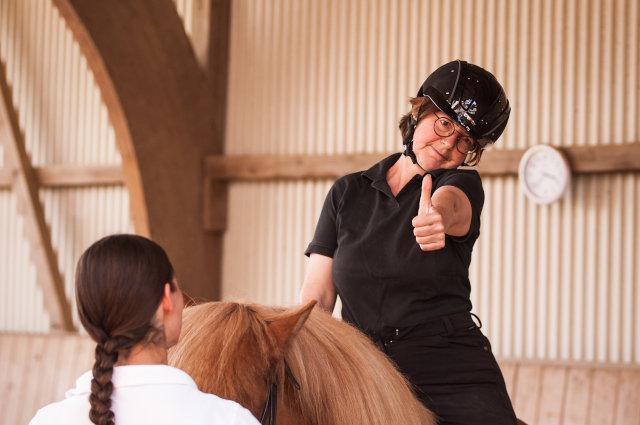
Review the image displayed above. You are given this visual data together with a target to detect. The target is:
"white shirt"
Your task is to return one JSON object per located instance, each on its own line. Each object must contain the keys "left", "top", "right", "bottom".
{"left": 29, "top": 365, "right": 260, "bottom": 425}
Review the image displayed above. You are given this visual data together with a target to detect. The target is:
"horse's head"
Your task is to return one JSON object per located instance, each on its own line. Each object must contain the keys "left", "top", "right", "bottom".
{"left": 170, "top": 300, "right": 435, "bottom": 425}
{"left": 168, "top": 300, "right": 315, "bottom": 423}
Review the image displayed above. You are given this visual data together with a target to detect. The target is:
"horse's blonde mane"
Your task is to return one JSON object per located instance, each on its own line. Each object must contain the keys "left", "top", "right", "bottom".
{"left": 170, "top": 301, "right": 435, "bottom": 425}
{"left": 169, "top": 302, "right": 276, "bottom": 414}
{"left": 281, "top": 305, "right": 435, "bottom": 425}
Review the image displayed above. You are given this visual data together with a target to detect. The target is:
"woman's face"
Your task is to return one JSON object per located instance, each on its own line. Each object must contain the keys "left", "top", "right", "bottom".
{"left": 411, "top": 112, "right": 473, "bottom": 170}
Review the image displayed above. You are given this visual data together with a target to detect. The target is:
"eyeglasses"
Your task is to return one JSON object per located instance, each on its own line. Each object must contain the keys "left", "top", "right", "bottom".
{"left": 433, "top": 113, "right": 478, "bottom": 154}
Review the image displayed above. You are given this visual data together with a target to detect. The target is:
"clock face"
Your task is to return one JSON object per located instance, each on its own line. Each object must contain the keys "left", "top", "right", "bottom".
{"left": 518, "top": 145, "right": 571, "bottom": 204}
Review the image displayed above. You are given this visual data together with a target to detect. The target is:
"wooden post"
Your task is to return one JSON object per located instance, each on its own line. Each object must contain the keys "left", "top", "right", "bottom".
{"left": 192, "top": 0, "right": 232, "bottom": 294}
{"left": 52, "top": 0, "right": 226, "bottom": 300}
{"left": 0, "top": 61, "right": 75, "bottom": 332}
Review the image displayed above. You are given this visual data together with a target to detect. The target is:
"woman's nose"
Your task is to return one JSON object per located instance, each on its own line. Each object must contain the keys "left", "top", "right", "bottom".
{"left": 439, "top": 134, "right": 457, "bottom": 150}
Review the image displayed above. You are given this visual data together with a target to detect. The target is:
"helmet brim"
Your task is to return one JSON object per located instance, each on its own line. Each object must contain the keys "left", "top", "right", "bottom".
{"left": 422, "top": 86, "right": 476, "bottom": 136}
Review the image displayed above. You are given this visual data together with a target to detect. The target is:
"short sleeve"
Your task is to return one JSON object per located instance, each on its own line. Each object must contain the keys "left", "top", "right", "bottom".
{"left": 435, "top": 170, "right": 485, "bottom": 242}
{"left": 304, "top": 177, "right": 348, "bottom": 258}
{"left": 28, "top": 410, "right": 44, "bottom": 425}
{"left": 233, "top": 403, "right": 261, "bottom": 425}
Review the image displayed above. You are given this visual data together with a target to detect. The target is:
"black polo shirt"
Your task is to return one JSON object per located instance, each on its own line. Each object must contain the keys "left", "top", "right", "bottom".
{"left": 305, "top": 153, "right": 484, "bottom": 337}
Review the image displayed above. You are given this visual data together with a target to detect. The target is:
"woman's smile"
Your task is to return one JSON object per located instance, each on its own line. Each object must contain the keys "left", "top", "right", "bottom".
{"left": 429, "top": 145, "right": 448, "bottom": 160}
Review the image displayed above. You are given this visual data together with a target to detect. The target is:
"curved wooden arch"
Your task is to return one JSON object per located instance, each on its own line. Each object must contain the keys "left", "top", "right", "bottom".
{"left": 52, "top": 0, "right": 221, "bottom": 299}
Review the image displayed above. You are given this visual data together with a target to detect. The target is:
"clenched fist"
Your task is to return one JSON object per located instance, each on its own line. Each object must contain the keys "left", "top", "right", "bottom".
{"left": 412, "top": 175, "right": 445, "bottom": 251}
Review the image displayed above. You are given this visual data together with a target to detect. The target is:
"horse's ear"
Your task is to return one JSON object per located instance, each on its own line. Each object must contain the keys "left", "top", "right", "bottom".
{"left": 267, "top": 300, "right": 316, "bottom": 350}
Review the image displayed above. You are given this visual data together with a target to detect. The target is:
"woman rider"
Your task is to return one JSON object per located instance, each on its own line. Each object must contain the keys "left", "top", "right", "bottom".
{"left": 301, "top": 60, "right": 517, "bottom": 425}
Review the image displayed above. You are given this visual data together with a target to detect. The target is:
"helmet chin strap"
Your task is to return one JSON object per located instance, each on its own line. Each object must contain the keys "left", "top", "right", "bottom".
{"left": 402, "top": 119, "right": 428, "bottom": 174}
{"left": 402, "top": 141, "right": 427, "bottom": 173}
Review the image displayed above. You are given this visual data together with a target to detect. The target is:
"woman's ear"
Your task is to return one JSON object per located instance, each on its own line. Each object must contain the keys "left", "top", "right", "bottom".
{"left": 161, "top": 283, "right": 174, "bottom": 313}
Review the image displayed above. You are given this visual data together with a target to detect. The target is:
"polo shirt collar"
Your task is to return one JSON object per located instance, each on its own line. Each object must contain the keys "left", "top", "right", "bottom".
{"left": 66, "top": 365, "right": 197, "bottom": 397}
{"left": 362, "top": 153, "right": 403, "bottom": 183}
{"left": 361, "top": 152, "right": 448, "bottom": 198}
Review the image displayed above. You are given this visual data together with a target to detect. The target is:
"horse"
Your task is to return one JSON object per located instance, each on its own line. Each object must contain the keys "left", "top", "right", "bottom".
{"left": 168, "top": 300, "right": 436, "bottom": 425}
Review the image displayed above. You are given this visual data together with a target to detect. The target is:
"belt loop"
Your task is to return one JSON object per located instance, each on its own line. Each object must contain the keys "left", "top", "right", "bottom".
{"left": 470, "top": 313, "right": 483, "bottom": 329}
{"left": 442, "top": 316, "right": 455, "bottom": 336}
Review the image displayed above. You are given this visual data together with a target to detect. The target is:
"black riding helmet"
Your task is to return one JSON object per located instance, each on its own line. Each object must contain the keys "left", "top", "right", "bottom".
{"left": 403, "top": 60, "right": 511, "bottom": 165}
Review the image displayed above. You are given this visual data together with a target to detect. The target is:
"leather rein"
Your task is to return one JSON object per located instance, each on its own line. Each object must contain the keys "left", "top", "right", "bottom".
{"left": 259, "top": 360, "right": 301, "bottom": 425}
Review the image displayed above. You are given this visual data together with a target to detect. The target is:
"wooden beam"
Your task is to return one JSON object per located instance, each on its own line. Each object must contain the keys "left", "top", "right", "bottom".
{"left": 193, "top": 0, "right": 232, "bottom": 292}
{"left": 0, "top": 61, "right": 75, "bottom": 332}
{"left": 206, "top": 153, "right": 386, "bottom": 181}
{"left": 35, "top": 164, "right": 122, "bottom": 187}
{"left": 205, "top": 143, "right": 640, "bottom": 181}
{"left": 561, "top": 143, "right": 640, "bottom": 173}
{"left": 53, "top": 0, "right": 224, "bottom": 301}
{"left": 475, "top": 148, "right": 526, "bottom": 176}
{"left": 0, "top": 165, "right": 123, "bottom": 189}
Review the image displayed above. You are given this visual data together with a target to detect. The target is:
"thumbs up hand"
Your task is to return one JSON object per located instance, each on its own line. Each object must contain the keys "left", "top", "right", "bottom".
{"left": 412, "top": 175, "right": 446, "bottom": 251}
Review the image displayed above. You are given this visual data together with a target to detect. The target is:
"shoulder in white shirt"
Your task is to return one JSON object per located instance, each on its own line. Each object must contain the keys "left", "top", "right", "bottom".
{"left": 29, "top": 365, "right": 260, "bottom": 425}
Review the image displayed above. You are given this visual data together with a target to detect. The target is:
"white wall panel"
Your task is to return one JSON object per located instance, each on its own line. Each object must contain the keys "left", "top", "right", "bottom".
{"left": 41, "top": 187, "right": 133, "bottom": 328}
{"left": 471, "top": 174, "right": 640, "bottom": 363}
{"left": 226, "top": 0, "right": 639, "bottom": 156}
{"left": 222, "top": 0, "right": 640, "bottom": 365}
{"left": 0, "top": 191, "right": 47, "bottom": 332}
{"left": 0, "top": 188, "right": 132, "bottom": 332}
{"left": 222, "top": 180, "right": 332, "bottom": 306}
{"left": 0, "top": 0, "right": 135, "bottom": 332}
{"left": 0, "top": 0, "right": 120, "bottom": 166}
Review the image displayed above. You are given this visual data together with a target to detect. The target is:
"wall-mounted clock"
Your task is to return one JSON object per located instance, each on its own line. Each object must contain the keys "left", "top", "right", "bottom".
{"left": 518, "top": 145, "right": 571, "bottom": 204}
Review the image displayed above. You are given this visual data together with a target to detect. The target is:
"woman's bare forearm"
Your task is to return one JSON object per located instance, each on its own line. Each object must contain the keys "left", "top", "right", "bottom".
{"left": 300, "top": 280, "right": 336, "bottom": 312}
{"left": 300, "top": 253, "right": 336, "bottom": 312}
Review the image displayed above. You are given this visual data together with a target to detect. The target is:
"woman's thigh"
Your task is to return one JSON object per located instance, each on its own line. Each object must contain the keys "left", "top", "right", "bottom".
{"left": 385, "top": 328, "right": 516, "bottom": 425}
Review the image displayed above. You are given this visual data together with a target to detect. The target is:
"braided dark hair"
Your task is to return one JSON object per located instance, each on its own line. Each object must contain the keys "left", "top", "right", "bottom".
{"left": 76, "top": 234, "right": 175, "bottom": 425}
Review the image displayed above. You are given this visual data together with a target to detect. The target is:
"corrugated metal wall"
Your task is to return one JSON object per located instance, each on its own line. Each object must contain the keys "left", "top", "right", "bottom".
{"left": 0, "top": 0, "right": 133, "bottom": 332}
{"left": 222, "top": 0, "right": 640, "bottom": 363}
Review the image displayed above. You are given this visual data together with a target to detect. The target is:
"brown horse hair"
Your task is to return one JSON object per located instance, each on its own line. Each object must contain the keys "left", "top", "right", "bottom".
{"left": 399, "top": 96, "right": 485, "bottom": 166}
{"left": 169, "top": 301, "right": 436, "bottom": 425}
{"left": 75, "top": 234, "right": 176, "bottom": 425}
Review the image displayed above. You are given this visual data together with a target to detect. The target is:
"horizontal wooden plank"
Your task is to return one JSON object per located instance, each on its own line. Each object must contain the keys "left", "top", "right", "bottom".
{"left": 0, "top": 165, "right": 123, "bottom": 189}
{"left": 206, "top": 153, "right": 386, "bottom": 181}
{"left": 2, "top": 143, "right": 636, "bottom": 188}
{"left": 564, "top": 143, "right": 640, "bottom": 174}
{"left": 563, "top": 368, "right": 592, "bottom": 425}
{"left": 0, "top": 142, "right": 640, "bottom": 189}
{"left": 36, "top": 164, "right": 123, "bottom": 187}
{"left": 0, "top": 167, "right": 12, "bottom": 186}
{"left": 513, "top": 364, "right": 543, "bottom": 424}
{"left": 500, "top": 363, "right": 518, "bottom": 396}
{"left": 205, "top": 142, "right": 640, "bottom": 181}
{"left": 615, "top": 370, "right": 640, "bottom": 425}
{"left": 0, "top": 332, "right": 94, "bottom": 424}
{"left": 588, "top": 369, "right": 620, "bottom": 425}
{"left": 537, "top": 366, "right": 567, "bottom": 425}
{"left": 499, "top": 358, "right": 640, "bottom": 371}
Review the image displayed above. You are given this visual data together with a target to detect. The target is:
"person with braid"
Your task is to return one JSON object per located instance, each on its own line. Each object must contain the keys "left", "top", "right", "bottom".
{"left": 30, "top": 234, "right": 260, "bottom": 425}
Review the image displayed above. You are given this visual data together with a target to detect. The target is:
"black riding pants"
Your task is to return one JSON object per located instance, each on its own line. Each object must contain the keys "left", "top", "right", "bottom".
{"left": 375, "top": 315, "right": 517, "bottom": 425}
